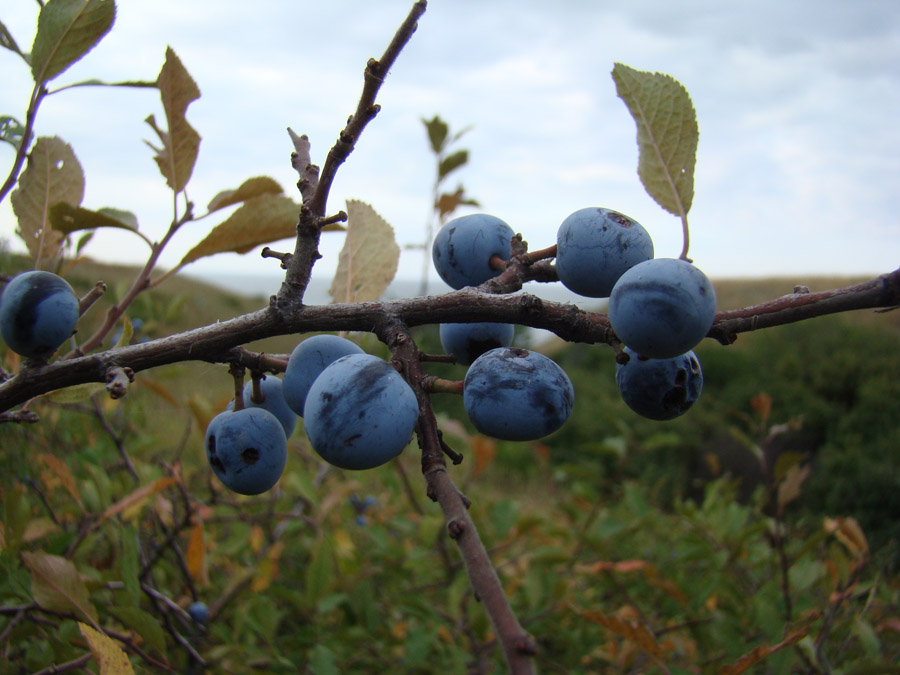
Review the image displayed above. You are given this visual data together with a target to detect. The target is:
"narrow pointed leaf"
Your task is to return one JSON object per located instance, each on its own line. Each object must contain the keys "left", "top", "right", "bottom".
{"left": 329, "top": 200, "right": 400, "bottom": 303}
{"left": 146, "top": 47, "right": 200, "bottom": 192}
{"left": 0, "top": 21, "right": 24, "bottom": 56}
{"left": 612, "top": 62, "right": 698, "bottom": 218}
{"left": 207, "top": 176, "right": 283, "bottom": 213}
{"left": 50, "top": 203, "right": 140, "bottom": 236}
{"left": 22, "top": 551, "right": 99, "bottom": 626}
{"left": 438, "top": 149, "right": 468, "bottom": 180}
{"left": 30, "top": 0, "right": 116, "bottom": 84}
{"left": 179, "top": 193, "right": 304, "bottom": 266}
{"left": 77, "top": 622, "right": 135, "bottom": 674}
{"left": 11, "top": 136, "right": 85, "bottom": 262}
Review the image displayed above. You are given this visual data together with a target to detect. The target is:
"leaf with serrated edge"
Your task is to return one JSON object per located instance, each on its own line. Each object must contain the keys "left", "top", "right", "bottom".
{"left": 207, "top": 176, "right": 283, "bottom": 213}
{"left": 329, "top": 200, "right": 400, "bottom": 303}
{"left": 145, "top": 47, "right": 200, "bottom": 192}
{"left": 11, "top": 136, "right": 85, "bottom": 262}
{"left": 30, "top": 0, "right": 116, "bottom": 84}
{"left": 179, "top": 194, "right": 303, "bottom": 266}
{"left": 78, "top": 622, "right": 135, "bottom": 675}
{"left": 22, "top": 552, "right": 99, "bottom": 626}
{"left": 612, "top": 63, "right": 698, "bottom": 218}
{"left": 0, "top": 116, "right": 26, "bottom": 150}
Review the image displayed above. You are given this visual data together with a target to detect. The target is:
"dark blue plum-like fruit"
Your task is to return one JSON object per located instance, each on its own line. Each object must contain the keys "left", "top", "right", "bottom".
{"left": 432, "top": 213, "right": 514, "bottom": 289}
{"left": 555, "top": 207, "right": 654, "bottom": 298}
{"left": 187, "top": 601, "right": 209, "bottom": 623}
{"left": 282, "top": 334, "right": 365, "bottom": 417}
{"left": 303, "top": 353, "right": 418, "bottom": 470}
{"left": 439, "top": 322, "right": 515, "bottom": 366}
{"left": 616, "top": 347, "right": 703, "bottom": 420}
{"left": 205, "top": 407, "right": 287, "bottom": 495}
{"left": 463, "top": 347, "right": 574, "bottom": 441}
{"left": 608, "top": 258, "right": 716, "bottom": 358}
{"left": 226, "top": 376, "right": 297, "bottom": 437}
{"left": 0, "top": 270, "right": 79, "bottom": 358}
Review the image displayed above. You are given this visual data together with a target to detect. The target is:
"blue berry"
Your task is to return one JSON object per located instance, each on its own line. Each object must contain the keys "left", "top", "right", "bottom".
{"left": 226, "top": 376, "right": 297, "bottom": 437}
{"left": 432, "top": 214, "right": 514, "bottom": 289}
{"left": 303, "top": 354, "right": 418, "bottom": 470}
{"left": 187, "top": 601, "right": 209, "bottom": 623}
{"left": 0, "top": 270, "right": 79, "bottom": 358}
{"left": 440, "top": 322, "right": 515, "bottom": 366}
{"left": 616, "top": 347, "right": 703, "bottom": 420}
{"left": 282, "top": 335, "right": 364, "bottom": 417}
{"left": 555, "top": 207, "right": 654, "bottom": 298}
{"left": 608, "top": 258, "right": 716, "bottom": 358}
{"left": 463, "top": 347, "right": 574, "bottom": 441}
{"left": 205, "top": 408, "right": 287, "bottom": 495}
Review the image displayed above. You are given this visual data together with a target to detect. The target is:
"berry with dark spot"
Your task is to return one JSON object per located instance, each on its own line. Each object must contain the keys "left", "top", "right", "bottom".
{"left": 615, "top": 347, "right": 703, "bottom": 420}
{"left": 555, "top": 207, "right": 654, "bottom": 298}
{"left": 205, "top": 407, "right": 287, "bottom": 495}
{"left": 303, "top": 353, "right": 418, "bottom": 470}
{"left": 463, "top": 347, "right": 574, "bottom": 441}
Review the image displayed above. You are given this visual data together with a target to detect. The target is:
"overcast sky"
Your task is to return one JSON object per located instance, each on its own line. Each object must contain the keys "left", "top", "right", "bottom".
{"left": 1, "top": 0, "right": 898, "bottom": 295}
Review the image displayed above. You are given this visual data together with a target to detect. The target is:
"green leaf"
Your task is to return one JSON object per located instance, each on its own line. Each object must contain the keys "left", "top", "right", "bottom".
{"left": 108, "top": 606, "right": 167, "bottom": 655}
{"left": 0, "top": 116, "right": 26, "bottom": 150}
{"left": 207, "top": 176, "right": 284, "bottom": 213}
{"left": 119, "top": 525, "right": 141, "bottom": 607}
{"left": 49, "top": 203, "right": 140, "bottom": 236}
{"left": 145, "top": 47, "right": 200, "bottom": 192}
{"left": 30, "top": 0, "right": 116, "bottom": 84}
{"left": 21, "top": 551, "right": 99, "bottom": 627}
{"left": 179, "top": 193, "right": 302, "bottom": 266}
{"left": 438, "top": 149, "right": 468, "bottom": 181}
{"left": 329, "top": 199, "right": 400, "bottom": 303}
{"left": 422, "top": 115, "right": 449, "bottom": 154}
{"left": 612, "top": 62, "right": 698, "bottom": 219}
{"left": 11, "top": 136, "right": 85, "bottom": 262}
{"left": 0, "top": 21, "right": 25, "bottom": 57}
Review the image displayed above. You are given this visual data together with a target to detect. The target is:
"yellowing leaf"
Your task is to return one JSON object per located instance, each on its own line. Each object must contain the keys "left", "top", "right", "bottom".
{"left": 612, "top": 63, "right": 698, "bottom": 219}
{"left": 186, "top": 521, "right": 208, "bottom": 586}
{"left": 78, "top": 622, "right": 135, "bottom": 675}
{"left": 11, "top": 136, "right": 85, "bottom": 262}
{"left": 777, "top": 462, "right": 811, "bottom": 511}
{"left": 179, "top": 193, "right": 302, "bottom": 266}
{"left": 329, "top": 200, "right": 400, "bottom": 303}
{"left": 101, "top": 477, "right": 178, "bottom": 523}
{"left": 471, "top": 435, "right": 497, "bottom": 478}
{"left": 825, "top": 517, "right": 869, "bottom": 559}
{"left": 22, "top": 551, "right": 99, "bottom": 626}
{"left": 31, "top": 0, "right": 116, "bottom": 84}
{"left": 39, "top": 452, "right": 83, "bottom": 508}
{"left": 145, "top": 47, "right": 200, "bottom": 192}
{"left": 576, "top": 606, "right": 667, "bottom": 664}
{"left": 207, "top": 176, "right": 283, "bottom": 213}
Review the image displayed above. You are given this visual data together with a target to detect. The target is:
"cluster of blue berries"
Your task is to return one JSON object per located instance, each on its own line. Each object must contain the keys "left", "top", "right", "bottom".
{"left": 432, "top": 209, "right": 715, "bottom": 422}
